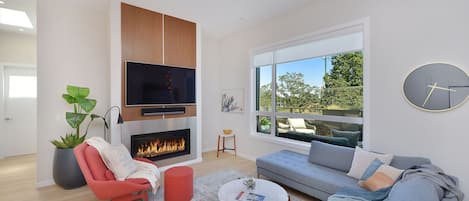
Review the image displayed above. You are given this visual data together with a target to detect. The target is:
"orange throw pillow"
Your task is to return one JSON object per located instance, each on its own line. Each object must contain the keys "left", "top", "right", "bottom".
{"left": 359, "top": 172, "right": 394, "bottom": 191}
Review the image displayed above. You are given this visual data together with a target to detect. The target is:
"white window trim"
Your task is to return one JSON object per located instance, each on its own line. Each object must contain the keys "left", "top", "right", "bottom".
{"left": 249, "top": 17, "right": 371, "bottom": 149}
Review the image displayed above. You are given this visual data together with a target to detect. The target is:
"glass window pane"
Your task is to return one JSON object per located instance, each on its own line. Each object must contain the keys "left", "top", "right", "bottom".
{"left": 275, "top": 51, "right": 363, "bottom": 117}
{"left": 257, "top": 116, "right": 271, "bottom": 134}
{"left": 276, "top": 117, "right": 362, "bottom": 147}
{"left": 8, "top": 75, "right": 37, "bottom": 98}
{"left": 256, "top": 65, "right": 272, "bottom": 111}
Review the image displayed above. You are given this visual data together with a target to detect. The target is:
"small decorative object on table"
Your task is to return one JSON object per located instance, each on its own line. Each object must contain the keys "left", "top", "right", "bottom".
{"left": 223, "top": 129, "right": 232, "bottom": 135}
{"left": 243, "top": 177, "right": 256, "bottom": 191}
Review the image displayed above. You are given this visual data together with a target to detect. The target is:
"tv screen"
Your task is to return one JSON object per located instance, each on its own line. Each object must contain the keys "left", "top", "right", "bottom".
{"left": 126, "top": 62, "right": 196, "bottom": 106}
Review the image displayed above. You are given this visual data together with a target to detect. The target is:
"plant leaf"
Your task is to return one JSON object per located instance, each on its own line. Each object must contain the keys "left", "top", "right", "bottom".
{"left": 62, "top": 94, "right": 77, "bottom": 104}
{"left": 78, "top": 98, "right": 96, "bottom": 113}
{"left": 66, "top": 112, "right": 87, "bottom": 128}
{"left": 67, "top": 85, "right": 90, "bottom": 98}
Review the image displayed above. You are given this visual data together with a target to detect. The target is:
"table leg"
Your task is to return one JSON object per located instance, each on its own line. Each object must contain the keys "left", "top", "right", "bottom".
{"left": 234, "top": 135, "right": 237, "bottom": 157}
{"left": 217, "top": 135, "right": 220, "bottom": 158}
{"left": 222, "top": 136, "right": 225, "bottom": 152}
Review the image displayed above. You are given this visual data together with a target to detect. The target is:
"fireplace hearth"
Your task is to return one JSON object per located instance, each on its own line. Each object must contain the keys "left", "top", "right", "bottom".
{"left": 131, "top": 129, "right": 190, "bottom": 161}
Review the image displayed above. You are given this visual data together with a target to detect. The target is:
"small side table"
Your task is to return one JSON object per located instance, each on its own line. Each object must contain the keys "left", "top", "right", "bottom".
{"left": 217, "top": 134, "right": 236, "bottom": 158}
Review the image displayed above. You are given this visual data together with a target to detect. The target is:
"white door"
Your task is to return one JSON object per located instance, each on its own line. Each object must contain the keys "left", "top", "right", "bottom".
{"left": 2, "top": 66, "right": 37, "bottom": 157}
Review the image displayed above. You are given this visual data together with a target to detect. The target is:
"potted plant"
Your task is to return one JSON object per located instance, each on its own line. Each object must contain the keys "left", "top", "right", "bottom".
{"left": 51, "top": 85, "right": 97, "bottom": 189}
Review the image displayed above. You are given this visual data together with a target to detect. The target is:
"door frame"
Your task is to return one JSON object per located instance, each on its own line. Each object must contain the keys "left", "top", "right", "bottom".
{"left": 0, "top": 63, "right": 36, "bottom": 159}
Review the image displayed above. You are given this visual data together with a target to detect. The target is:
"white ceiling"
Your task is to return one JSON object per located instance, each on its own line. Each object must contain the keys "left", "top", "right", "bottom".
{"left": 0, "top": 0, "right": 36, "bottom": 35}
{"left": 125, "top": 0, "right": 313, "bottom": 38}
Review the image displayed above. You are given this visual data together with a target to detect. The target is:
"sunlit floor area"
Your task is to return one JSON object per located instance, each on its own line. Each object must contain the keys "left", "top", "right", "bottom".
{"left": 0, "top": 151, "right": 315, "bottom": 201}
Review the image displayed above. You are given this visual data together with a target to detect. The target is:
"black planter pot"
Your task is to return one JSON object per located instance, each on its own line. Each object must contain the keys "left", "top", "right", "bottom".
{"left": 53, "top": 148, "right": 86, "bottom": 189}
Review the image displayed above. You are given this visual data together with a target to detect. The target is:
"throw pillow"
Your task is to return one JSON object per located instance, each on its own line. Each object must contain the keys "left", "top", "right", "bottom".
{"left": 375, "top": 164, "right": 404, "bottom": 181}
{"left": 347, "top": 147, "right": 393, "bottom": 179}
{"left": 360, "top": 159, "right": 384, "bottom": 180}
{"left": 102, "top": 144, "right": 137, "bottom": 181}
{"left": 288, "top": 118, "right": 307, "bottom": 129}
{"left": 360, "top": 172, "right": 394, "bottom": 191}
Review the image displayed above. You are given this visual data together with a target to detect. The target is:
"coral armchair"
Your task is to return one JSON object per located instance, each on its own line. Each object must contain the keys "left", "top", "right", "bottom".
{"left": 74, "top": 143, "right": 156, "bottom": 201}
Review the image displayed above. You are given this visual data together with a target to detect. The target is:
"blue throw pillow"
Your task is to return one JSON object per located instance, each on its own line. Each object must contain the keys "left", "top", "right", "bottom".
{"left": 360, "top": 159, "right": 384, "bottom": 180}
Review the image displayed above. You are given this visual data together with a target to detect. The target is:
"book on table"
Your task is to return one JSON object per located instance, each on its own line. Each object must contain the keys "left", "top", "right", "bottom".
{"left": 235, "top": 191, "right": 266, "bottom": 201}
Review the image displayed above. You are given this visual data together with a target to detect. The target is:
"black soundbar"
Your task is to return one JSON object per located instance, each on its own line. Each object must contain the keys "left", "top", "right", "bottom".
{"left": 141, "top": 107, "right": 186, "bottom": 116}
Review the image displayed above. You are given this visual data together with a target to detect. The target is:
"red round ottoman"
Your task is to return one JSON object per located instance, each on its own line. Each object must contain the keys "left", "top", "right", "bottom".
{"left": 164, "top": 166, "right": 194, "bottom": 201}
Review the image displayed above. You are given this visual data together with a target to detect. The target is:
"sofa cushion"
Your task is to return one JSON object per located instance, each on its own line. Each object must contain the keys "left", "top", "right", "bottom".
{"left": 308, "top": 141, "right": 355, "bottom": 172}
{"left": 390, "top": 156, "right": 431, "bottom": 170}
{"left": 386, "top": 176, "right": 444, "bottom": 201}
{"left": 257, "top": 150, "right": 358, "bottom": 194}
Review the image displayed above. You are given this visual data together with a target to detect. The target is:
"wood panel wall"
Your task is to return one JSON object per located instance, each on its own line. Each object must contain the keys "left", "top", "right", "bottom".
{"left": 164, "top": 15, "right": 197, "bottom": 68}
{"left": 121, "top": 3, "right": 197, "bottom": 121}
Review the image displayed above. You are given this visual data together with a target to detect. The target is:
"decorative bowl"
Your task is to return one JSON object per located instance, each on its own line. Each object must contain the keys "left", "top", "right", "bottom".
{"left": 223, "top": 129, "right": 232, "bottom": 135}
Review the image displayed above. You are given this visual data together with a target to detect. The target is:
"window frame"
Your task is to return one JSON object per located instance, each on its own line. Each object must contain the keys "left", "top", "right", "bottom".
{"left": 249, "top": 19, "right": 370, "bottom": 150}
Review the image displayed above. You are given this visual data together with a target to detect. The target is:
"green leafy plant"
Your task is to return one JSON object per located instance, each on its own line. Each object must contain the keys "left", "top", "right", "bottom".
{"left": 51, "top": 85, "right": 97, "bottom": 149}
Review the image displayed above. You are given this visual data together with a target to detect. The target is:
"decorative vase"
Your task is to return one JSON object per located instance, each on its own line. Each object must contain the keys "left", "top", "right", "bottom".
{"left": 53, "top": 148, "right": 86, "bottom": 189}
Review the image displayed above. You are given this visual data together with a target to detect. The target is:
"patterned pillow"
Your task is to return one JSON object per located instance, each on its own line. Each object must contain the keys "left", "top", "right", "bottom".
{"left": 358, "top": 161, "right": 404, "bottom": 191}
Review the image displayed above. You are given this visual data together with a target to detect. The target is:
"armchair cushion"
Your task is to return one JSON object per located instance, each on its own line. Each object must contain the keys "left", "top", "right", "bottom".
{"left": 84, "top": 145, "right": 111, "bottom": 181}
{"left": 288, "top": 118, "right": 307, "bottom": 129}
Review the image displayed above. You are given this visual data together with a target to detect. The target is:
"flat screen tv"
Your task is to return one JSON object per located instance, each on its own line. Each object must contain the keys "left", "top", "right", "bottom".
{"left": 126, "top": 61, "right": 196, "bottom": 106}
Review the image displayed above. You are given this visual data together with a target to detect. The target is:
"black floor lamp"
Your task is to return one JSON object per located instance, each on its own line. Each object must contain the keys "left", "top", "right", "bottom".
{"left": 91, "top": 106, "right": 124, "bottom": 142}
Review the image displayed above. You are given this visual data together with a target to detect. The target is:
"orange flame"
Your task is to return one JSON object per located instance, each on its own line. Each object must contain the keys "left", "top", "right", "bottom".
{"left": 136, "top": 137, "right": 186, "bottom": 158}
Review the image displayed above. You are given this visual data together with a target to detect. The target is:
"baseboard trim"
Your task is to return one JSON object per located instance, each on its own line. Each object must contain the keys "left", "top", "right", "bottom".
{"left": 36, "top": 179, "right": 55, "bottom": 189}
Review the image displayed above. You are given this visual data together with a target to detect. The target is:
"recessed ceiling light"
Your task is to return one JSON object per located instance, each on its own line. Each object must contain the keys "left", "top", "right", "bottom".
{"left": 0, "top": 1, "right": 5, "bottom": 5}
{"left": 0, "top": 7, "right": 33, "bottom": 28}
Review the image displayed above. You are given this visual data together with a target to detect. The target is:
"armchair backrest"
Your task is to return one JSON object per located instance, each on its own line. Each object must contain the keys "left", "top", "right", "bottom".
{"left": 74, "top": 143, "right": 116, "bottom": 183}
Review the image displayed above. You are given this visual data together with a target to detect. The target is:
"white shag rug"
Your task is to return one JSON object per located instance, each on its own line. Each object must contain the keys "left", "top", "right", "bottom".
{"left": 152, "top": 169, "right": 307, "bottom": 201}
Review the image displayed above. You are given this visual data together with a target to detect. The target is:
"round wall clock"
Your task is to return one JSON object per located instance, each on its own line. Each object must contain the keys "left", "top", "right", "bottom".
{"left": 403, "top": 63, "right": 469, "bottom": 112}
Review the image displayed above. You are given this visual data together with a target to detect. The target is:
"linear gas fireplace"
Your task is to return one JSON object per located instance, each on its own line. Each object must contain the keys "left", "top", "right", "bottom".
{"left": 130, "top": 129, "right": 190, "bottom": 161}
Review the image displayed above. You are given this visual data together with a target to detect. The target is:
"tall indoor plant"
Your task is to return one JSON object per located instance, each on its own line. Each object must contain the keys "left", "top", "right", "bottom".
{"left": 51, "top": 85, "right": 97, "bottom": 189}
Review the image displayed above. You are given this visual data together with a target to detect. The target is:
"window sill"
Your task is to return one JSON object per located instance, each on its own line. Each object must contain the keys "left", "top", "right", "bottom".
{"left": 249, "top": 132, "right": 311, "bottom": 153}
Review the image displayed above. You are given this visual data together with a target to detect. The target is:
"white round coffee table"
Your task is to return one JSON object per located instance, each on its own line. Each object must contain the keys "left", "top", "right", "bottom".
{"left": 218, "top": 178, "right": 289, "bottom": 201}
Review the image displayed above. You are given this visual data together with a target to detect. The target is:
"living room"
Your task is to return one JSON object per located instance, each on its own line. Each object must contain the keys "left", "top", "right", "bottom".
{"left": 0, "top": 0, "right": 468, "bottom": 201}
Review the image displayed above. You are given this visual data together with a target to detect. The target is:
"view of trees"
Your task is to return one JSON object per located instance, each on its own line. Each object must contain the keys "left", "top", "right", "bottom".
{"left": 257, "top": 51, "right": 363, "bottom": 115}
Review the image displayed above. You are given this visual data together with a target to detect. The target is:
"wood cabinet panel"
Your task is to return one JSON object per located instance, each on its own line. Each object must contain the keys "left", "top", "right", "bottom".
{"left": 164, "top": 15, "right": 196, "bottom": 68}
{"left": 121, "top": 3, "right": 163, "bottom": 64}
{"left": 121, "top": 3, "right": 197, "bottom": 121}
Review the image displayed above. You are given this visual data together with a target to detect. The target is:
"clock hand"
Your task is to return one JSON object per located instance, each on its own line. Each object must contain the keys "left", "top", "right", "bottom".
{"left": 426, "top": 85, "right": 457, "bottom": 92}
{"left": 422, "top": 82, "right": 437, "bottom": 107}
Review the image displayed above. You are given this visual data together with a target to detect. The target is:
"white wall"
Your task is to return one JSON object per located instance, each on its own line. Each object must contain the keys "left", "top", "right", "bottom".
{"left": 0, "top": 31, "right": 36, "bottom": 64}
{"left": 37, "top": 0, "right": 110, "bottom": 186}
{"left": 201, "top": 31, "right": 222, "bottom": 151}
{"left": 0, "top": 31, "right": 36, "bottom": 158}
{"left": 203, "top": 0, "right": 469, "bottom": 195}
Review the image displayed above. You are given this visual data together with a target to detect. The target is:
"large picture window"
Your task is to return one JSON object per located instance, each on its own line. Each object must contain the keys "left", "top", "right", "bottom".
{"left": 252, "top": 29, "right": 364, "bottom": 148}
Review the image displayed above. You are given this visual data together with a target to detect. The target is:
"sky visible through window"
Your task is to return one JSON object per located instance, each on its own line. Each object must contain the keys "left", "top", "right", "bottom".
{"left": 259, "top": 56, "right": 333, "bottom": 87}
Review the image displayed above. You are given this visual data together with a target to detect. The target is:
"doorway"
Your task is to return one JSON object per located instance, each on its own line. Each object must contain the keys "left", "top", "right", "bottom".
{"left": 1, "top": 65, "right": 37, "bottom": 157}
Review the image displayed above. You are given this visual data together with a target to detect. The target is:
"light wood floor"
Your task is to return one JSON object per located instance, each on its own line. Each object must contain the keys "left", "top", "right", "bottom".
{"left": 0, "top": 151, "right": 317, "bottom": 201}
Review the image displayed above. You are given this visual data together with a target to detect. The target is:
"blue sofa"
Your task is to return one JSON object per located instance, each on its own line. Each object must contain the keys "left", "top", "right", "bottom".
{"left": 256, "top": 141, "right": 444, "bottom": 201}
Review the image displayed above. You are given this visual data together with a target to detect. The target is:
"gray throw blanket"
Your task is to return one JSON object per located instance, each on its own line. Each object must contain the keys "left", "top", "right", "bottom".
{"left": 400, "top": 164, "right": 464, "bottom": 201}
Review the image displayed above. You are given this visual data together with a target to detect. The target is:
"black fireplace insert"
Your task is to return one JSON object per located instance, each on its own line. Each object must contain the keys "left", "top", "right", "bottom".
{"left": 130, "top": 129, "right": 190, "bottom": 161}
